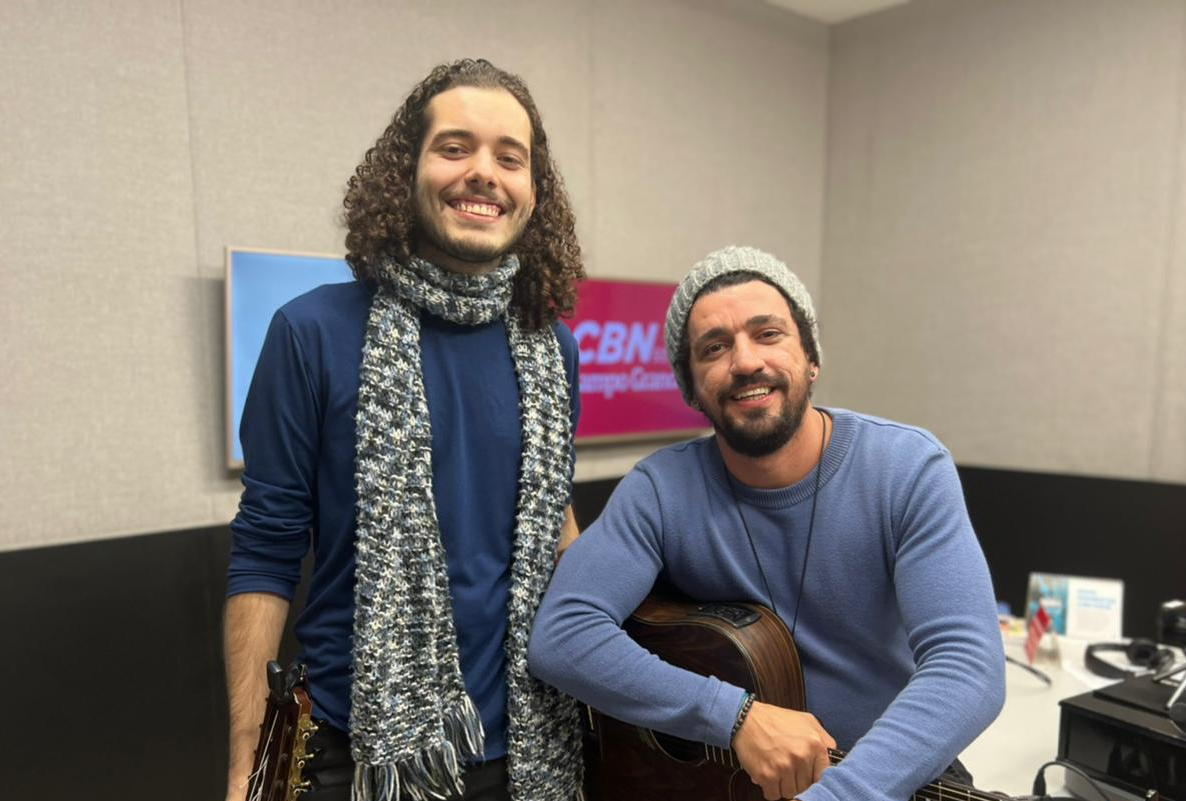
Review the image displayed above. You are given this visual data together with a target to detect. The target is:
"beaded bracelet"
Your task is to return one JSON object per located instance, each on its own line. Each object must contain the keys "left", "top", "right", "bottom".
{"left": 731, "top": 691, "right": 755, "bottom": 740}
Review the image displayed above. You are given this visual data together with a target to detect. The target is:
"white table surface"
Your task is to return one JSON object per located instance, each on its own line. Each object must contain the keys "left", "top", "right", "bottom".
{"left": 959, "top": 637, "right": 1181, "bottom": 798}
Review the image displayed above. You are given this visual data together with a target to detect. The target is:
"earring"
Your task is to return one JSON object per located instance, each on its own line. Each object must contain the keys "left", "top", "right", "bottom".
{"left": 809, "top": 370, "right": 817, "bottom": 379}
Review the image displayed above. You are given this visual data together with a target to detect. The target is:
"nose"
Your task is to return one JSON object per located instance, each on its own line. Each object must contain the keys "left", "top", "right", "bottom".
{"left": 465, "top": 148, "right": 497, "bottom": 190}
{"left": 730, "top": 336, "right": 764, "bottom": 375}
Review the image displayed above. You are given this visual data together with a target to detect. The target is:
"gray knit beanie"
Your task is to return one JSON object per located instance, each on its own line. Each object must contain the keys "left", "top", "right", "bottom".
{"left": 665, "top": 246, "right": 822, "bottom": 404}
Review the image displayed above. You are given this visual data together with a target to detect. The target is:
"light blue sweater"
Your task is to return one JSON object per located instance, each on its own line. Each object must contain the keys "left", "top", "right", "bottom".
{"left": 529, "top": 408, "right": 1004, "bottom": 801}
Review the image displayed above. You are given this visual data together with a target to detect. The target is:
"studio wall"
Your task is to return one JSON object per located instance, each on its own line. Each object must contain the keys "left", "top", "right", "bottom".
{"left": 820, "top": 0, "right": 1186, "bottom": 484}
{"left": 0, "top": 0, "right": 828, "bottom": 551}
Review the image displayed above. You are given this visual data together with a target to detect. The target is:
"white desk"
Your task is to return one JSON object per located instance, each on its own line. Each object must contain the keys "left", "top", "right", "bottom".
{"left": 959, "top": 639, "right": 1090, "bottom": 796}
{"left": 960, "top": 638, "right": 1182, "bottom": 798}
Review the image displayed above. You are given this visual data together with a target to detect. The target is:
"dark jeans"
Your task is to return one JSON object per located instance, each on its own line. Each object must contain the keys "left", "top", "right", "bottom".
{"left": 301, "top": 721, "right": 510, "bottom": 801}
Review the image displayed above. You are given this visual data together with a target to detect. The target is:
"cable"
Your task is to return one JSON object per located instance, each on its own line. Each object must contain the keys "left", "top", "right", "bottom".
{"left": 726, "top": 408, "right": 826, "bottom": 637}
{"left": 1005, "top": 654, "right": 1053, "bottom": 686}
{"left": 1031, "top": 759, "right": 1120, "bottom": 801}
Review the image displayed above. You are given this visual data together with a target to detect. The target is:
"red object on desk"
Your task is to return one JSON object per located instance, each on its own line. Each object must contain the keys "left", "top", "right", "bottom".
{"left": 1025, "top": 604, "right": 1053, "bottom": 664}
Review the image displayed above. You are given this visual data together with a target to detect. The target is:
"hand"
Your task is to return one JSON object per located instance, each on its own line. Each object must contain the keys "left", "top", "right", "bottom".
{"left": 732, "top": 701, "right": 836, "bottom": 800}
{"left": 224, "top": 733, "right": 256, "bottom": 801}
{"left": 224, "top": 777, "right": 247, "bottom": 801}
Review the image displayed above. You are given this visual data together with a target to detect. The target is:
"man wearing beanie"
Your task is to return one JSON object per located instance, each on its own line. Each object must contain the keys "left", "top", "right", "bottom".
{"left": 529, "top": 246, "right": 1004, "bottom": 801}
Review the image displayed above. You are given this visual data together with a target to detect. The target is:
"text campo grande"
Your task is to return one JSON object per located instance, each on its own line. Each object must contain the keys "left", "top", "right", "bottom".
{"left": 581, "top": 367, "right": 678, "bottom": 399}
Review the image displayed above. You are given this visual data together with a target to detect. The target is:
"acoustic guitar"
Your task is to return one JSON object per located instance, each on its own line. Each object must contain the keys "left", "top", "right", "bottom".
{"left": 593, "top": 594, "right": 1010, "bottom": 801}
{"left": 245, "top": 661, "right": 319, "bottom": 801}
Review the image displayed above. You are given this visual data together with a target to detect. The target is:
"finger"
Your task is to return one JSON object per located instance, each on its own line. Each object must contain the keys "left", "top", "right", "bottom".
{"left": 807, "top": 715, "right": 837, "bottom": 751}
{"left": 761, "top": 776, "right": 781, "bottom": 801}
{"left": 813, "top": 744, "right": 831, "bottom": 783}
{"left": 795, "top": 756, "right": 814, "bottom": 797}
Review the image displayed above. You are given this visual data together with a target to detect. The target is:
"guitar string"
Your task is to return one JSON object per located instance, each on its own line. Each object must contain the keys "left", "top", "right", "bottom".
{"left": 247, "top": 715, "right": 278, "bottom": 801}
{"left": 726, "top": 407, "right": 826, "bottom": 638}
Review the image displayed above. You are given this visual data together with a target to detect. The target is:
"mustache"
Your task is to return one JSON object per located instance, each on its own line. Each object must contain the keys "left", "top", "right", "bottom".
{"left": 718, "top": 372, "right": 789, "bottom": 402}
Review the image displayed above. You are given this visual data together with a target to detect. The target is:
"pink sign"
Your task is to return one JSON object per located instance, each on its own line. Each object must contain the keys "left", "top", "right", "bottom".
{"left": 570, "top": 279, "right": 708, "bottom": 441}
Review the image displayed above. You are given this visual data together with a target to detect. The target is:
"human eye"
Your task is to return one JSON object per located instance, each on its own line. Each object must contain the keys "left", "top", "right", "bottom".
{"left": 701, "top": 341, "right": 726, "bottom": 359}
{"left": 439, "top": 142, "right": 468, "bottom": 157}
{"left": 498, "top": 153, "right": 526, "bottom": 169}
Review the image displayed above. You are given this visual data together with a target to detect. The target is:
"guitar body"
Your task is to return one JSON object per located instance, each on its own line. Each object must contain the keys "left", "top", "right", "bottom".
{"left": 595, "top": 594, "right": 805, "bottom": 801}
{"left": 594, "top": 594, "right": 1015, "bottom": 801}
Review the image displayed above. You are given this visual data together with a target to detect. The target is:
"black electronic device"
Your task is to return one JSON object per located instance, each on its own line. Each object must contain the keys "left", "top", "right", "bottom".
{"left": 1085, "top": 639, "right": 1176, "bottom": 679}
{"left": 1059, "top": 674, "right": 1186, "bottom": 800}
{"left": 1159, "top": 601, "right": 1186, "bottom": 649}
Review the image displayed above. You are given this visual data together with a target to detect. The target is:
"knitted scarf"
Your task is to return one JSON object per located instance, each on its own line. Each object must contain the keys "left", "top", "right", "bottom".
{"left": 350, "top": 254, "right": 583, "bottom": 801}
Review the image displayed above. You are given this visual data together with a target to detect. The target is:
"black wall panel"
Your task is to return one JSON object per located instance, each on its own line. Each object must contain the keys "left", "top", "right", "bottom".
{"left": 960, "top": 466, "right": 1186, "bottom": 639}
{"left": 1, "top": 468, "right": 1182, "bottom": 801}
{"left": 0, "top": 525, "right": 229, "bottom": 801}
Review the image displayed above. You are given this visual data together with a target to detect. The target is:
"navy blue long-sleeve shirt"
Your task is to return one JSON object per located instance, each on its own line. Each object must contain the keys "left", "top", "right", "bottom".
{"left": 228, "top": 279, "right": 580, "bottom": 760}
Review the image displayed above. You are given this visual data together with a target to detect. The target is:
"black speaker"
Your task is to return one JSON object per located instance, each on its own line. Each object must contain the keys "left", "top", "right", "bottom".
{"left": 1084, "top": 638, "right": 1175, "bottom": 679}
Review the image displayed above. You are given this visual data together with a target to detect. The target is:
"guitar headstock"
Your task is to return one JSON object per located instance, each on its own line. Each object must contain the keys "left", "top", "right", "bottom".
{"left": 247, "top": 661, "right": 319, "bottom": 801}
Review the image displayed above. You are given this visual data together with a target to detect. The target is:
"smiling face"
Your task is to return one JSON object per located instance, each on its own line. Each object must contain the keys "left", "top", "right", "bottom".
{"left": 412, "top": 86, "right": 536, "bottom": 275}
{"left": 686, "top": 279, "right": 816, "bottom": 458}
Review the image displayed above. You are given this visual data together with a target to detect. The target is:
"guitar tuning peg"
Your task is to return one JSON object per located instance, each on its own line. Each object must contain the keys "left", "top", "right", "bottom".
{"left": 266, "top": 661, "right": 285, "bottom": 699}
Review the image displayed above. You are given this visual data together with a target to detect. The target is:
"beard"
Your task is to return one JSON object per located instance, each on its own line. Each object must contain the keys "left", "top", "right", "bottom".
{"left": 412, "top": 182, "right": 530, "bottom": 266}
{"left": 702, "top": 370, "right": 810, "bottom": 458}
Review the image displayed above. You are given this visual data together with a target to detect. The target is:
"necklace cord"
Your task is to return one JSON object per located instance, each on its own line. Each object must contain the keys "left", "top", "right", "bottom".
{"left": 727, "top": 408, "right": 827, "bottom": 638}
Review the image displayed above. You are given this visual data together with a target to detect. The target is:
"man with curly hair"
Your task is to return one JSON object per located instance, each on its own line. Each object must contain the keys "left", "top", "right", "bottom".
{"left": 224, "top": 59, "right": 585, "bottom": 801}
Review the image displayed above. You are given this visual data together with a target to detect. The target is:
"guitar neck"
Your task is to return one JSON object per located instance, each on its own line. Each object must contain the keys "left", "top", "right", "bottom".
{"left": 703, "top": 745, "right": 1004, "bottom": 801}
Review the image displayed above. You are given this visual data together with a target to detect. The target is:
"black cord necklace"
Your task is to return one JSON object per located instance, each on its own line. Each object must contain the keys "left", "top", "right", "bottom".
{"left": 726, "top": 408, "right": 827, "bottom": 638}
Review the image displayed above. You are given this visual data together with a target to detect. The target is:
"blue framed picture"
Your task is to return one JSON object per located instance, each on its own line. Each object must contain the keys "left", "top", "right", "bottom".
{"left": 224, "top": 247, "right": 352, "bottom": 468}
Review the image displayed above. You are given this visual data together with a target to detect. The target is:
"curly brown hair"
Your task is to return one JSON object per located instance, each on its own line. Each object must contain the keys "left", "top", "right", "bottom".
{"left": 342, "top": 58, "right": 584, "bottom": 330}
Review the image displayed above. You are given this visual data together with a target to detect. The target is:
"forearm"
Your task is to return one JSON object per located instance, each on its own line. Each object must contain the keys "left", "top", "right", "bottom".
{"left": 224, "top": 592, "right": 290, "bottom": 801}
{"left": 530, "top": 526, "right": 744, "bottom": 747}
{"left": 533, "top": 594, "right": 742, "bottom": 743}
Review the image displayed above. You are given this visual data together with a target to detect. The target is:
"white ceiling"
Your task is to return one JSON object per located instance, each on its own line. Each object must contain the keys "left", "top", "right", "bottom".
{"left": 764, "top": 0, "right": 911, "bottom": 25}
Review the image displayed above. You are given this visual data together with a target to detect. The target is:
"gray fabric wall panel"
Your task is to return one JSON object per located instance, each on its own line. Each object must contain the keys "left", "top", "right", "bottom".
{"left": 1152, "top": 29, "right": 1186, "bottom": 482}
{"left": 822, "top": 0, "right": 1186, "bottom": 481}
{"left": 580, "top": 0, "right": 828, "bottom": 480}
{"left": 179, "top": 0, "right": 598, "bottom": 271}
{"left": 589, "top": 0, "right": 828, "bottom": 285}
{"left": 182, "top": 0, "right": 434, "bottom": 270}
{"left": 0, "top": 1, "right": 213, "bottom": 549}
{"left": 1, "top": 0, "right": 828, "bottom": 549}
